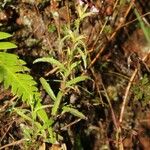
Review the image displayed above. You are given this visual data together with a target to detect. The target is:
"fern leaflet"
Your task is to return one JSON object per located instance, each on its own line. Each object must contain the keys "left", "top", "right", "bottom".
{"left": 0, "top": 52, "right": 40, "bottom": 104}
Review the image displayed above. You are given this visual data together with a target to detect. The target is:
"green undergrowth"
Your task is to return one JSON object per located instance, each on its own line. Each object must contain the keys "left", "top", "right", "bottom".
{"left": 0, "top": 3, "right": 93, "bottom": 149}
{"left": 132, "top": 74, "right": 150, "bottom": 107}
{"left": 0, "top": 31, "right": 56, "bottom": 145}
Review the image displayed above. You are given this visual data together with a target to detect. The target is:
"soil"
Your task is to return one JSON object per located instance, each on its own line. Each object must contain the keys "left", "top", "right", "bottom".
{"left": 0, "top": 0, "right": 150, "bottom": 150}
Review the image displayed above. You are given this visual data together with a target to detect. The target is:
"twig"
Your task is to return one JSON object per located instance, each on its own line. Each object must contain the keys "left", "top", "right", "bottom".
{"left": 0, "top": 96, "right": 17, "bottom": 113}
{"left": 119, "top": 52, "right": 150, "bottom": 124}
{"left": 119, "top": 68, "right": 138, "bottom": 123}
{"left": 101, "top": 82, "right": 119, "bottom": 129}
{"left": 61, "top": 119, "right": 81, "bottom": 130}
{"left": 0, "top": 120, "right": 15, "bottom": 143}
{"left": 0, "top": 139, "right": 26, "bottom": 150}
{"left": 118, "top": 12, "right": 150, "bottom": 30}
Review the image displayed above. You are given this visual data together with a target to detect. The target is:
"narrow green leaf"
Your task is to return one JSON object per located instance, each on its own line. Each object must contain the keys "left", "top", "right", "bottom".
{"left": 64, "top": 61, "right": 81, "bottom": 77}
{"left": 66, "top": 75, "right": 88, "bottom": 87}
{"left": 40, "top": 77, "right": 56, "bottom": 101}
{"left": 77, "top": 47, "right": 87, "bottom": 69}
{"left": 14, "top": 108, "right": 42, "bottom": 128}
{"left": 48, "top": 127, "right": 57, "bottom": 144}
{"left": 62, "top": 106, "right": 86, "bottom": 119}
{"left": 51, "top": 91, "right": 63, "bottom": 116}
{"left": 134, "top": 9, "right": 150, "bottom": 43}
{"left": 0, "top": 32, "right": 12, "bottom": 40}
{"left": 34, "top": 57, "right": 65, "bottom": 70}
{"left": 34, "top": 101, "right": 49, "bottom": 124}
{"left": 70, "top": 61, "right": 81, "bottom": 71}
{"left": 0, "top": 42, "right": 17, "bottom": 50}
{"left": 14, "top": 108, "right": 33, "bottom": 122}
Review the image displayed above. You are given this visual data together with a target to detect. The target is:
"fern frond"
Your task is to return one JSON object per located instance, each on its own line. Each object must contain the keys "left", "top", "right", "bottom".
{"left": 0, "top": 52, "right": 40, "bottom": 104}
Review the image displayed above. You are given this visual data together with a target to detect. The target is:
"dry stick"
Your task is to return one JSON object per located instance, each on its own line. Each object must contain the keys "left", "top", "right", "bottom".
{"left": 92, "top": 19, "right": 108, "bottom": 48}
{"left": 0, "top": 120, "right": 15, "bottom": 143}
{"left": 119, "top": 52, "right": 150, "bottom": 124}
{"left": 88, "top": 45, "right": 105, "bottom": 68}
{"left": 88, "top": 19, "right": 108, "bottom": 68}
{"left": 101, "top": 82, "right": 119, "bottom": 129}
{"left": 65, "top": 0, "right": 71, "bottom": 28}
{"left": 88, "top": 19, "right": 108, "bottom": 54}
{"left": 60, "top": 119, "right": 81, "bottom": 131}
{"left": 0, "top": 96, "right": 17, "bottom": 112}
{"left": 118, "top": 12, "right": 150, "bottom": 30}
{"left": 113, "top": 0, "right": 119, "bottom": 10}
{"left": 119, "top": 69, "right": 138, "bottom": 124}
{"left": 0, "top": 139, "right": 26, "bottom": 150}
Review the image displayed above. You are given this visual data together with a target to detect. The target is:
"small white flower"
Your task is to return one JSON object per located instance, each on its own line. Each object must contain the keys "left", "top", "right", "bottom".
{"left": 78, "top": 0, "right": 85, "bottom": 6}
{"left": 90, "top": 5, "right": 99, "bottom": 13}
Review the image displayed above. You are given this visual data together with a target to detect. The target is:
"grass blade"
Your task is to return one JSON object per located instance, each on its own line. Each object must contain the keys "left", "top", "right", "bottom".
{"left": 0, "top": 32, "right": 12, "bottom": 40}
{"left": 40, "top": 77, "right": 56, "bottom": 101}
{"left": 62, "top": 106, "right": 86, "bottom": 119}
{"left": 0, "top": 42, "right": 17, "bottom": 50}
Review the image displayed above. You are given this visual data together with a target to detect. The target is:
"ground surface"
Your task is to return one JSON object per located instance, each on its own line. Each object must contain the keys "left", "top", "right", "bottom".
{"left": 0, "top": 0, "right": 150, "bottom": 150}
